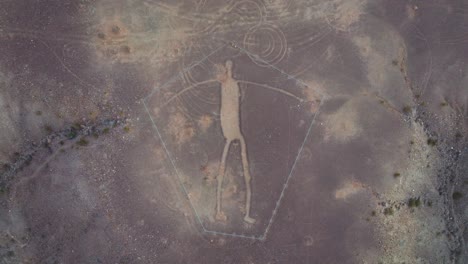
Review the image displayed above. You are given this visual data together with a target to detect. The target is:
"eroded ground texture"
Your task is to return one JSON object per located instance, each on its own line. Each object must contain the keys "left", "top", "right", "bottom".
{"left": 0, "top": 0, "right": 467, "bottom": 263}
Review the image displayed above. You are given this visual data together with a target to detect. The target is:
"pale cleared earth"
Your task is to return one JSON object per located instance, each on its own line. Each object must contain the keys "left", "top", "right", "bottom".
{"left": 0, "top": 0, "right": 467, "bottom": 263}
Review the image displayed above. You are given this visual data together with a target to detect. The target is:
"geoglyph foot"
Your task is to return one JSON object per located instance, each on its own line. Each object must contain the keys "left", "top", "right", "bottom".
{"left": 243, "top": 215, "right": 256, "bottom": 224}
{"left": 215, "top": 211, "right": 227, "bottom": 222}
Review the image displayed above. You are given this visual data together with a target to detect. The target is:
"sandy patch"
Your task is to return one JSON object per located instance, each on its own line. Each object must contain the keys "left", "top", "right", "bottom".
{"left": 222, "top": 184, "right": 238, "bottom": 200}
{"left": 323, "top": 99, "right": 362, "bottom": 142}
{"left": 303, "top": 0, "right": 366, "bottom": 31}
{"left": 198, "top": 115, "right": 213, "bottom": 132}
{"left": 166, "top": 112, "right": 195, "bottom": 145}
{"left": 406, "top": 4, "right": 418, "bottom": 20}
{"left": 352, "top": 30, "right": 406, "bottom": 91}
{"left": 334, "top": 179, "right": 366, "bottom": 200}
{"left": 331, "top": 0, "right": 365, "bottom": 31}
{"left": 92, "top": 1, "right": 192, "bottom": 64}
{"left": 353, "top": 35, "right": 387, "bottom": 88}
{"left": 200, "top": 160, "right": 219, "bottom": 185}
{"left": 303, "top": 80, "right": 324, "bottom": 113}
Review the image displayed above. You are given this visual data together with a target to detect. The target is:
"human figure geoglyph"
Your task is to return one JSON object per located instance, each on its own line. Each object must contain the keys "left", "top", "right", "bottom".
{"left": 160, "top": 59, "right": 305, "bottom": 224}
{"left": 216, "top": 60, "right": 256, "bottom": 223}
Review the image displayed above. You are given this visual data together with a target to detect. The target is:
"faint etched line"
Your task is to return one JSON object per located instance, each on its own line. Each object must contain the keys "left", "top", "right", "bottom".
{"left": 263, "top": 96, "right": 326, "bottom": 239}
{"left": 143, "top": 100, "right": 207, "bottom": 232}
{"left": 144, "top": 43, "right": 227, "bottom": 100}
{"left": 203, "top": 230, "right": 260, "bottom": 240}
{"left": 143, "top": 43, "right": 327, "bottom": 240}
{"left": 230, "top": 43, "right": 328, "bottom": 99}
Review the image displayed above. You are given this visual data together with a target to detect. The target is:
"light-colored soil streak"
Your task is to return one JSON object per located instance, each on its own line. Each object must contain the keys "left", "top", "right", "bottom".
{"left": 215, "top": 60, "right": 255, "bottom": 224}
{"left": 1, "top": 0, "right": 466, "bottom": 263}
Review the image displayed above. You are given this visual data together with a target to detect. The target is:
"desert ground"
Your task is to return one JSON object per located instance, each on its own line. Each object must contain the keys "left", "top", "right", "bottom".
{"left": 0, "top": 0, "right": 467, "bottom": 263}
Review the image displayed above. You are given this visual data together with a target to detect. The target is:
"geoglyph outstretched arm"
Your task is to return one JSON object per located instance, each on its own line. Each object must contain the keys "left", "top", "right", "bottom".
{"left": 237, "top": 80, "right": 304, "bottom": 102}
{"left": 159, "top": 79, "right": 218, "bottom": 108}
{"left": 159, "top": 78, "right": 304, "bottom": 109}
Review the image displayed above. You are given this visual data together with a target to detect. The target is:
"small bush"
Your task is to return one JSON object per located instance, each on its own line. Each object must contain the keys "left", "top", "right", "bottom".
{"left": 427, "top": 138, "right": 437, "bottom": 146}
{"left": 408, "top": 197, "right": 421, "bottom": 208}
{"left": 111, "top": 25, "right": 120, "bottom": 34}
{"left": 2, "top": 163, "right": 11, "bottom": 170}
{"left": 66, "top": 129, "right": 78, "bottom": 139}
{"left": 453, "top": 192, "right": 463, "bottom": 200}
{"left": 383, "top": 207, "right": 394, "bottom": 216}
{"left": 76, "top": 138, "right": 89, "bottom": 146}
{"left": 72, "top": 122, "right": 81, "bottom": 130}
{"left": 402, "top": 105, "right": 411, "bottom": 114}
{"left": 44, "top": 125, "right": 53, "bottom": 133}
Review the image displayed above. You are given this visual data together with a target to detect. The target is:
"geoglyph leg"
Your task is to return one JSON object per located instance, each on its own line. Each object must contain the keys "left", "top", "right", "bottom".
{"left": 216, "top": 139, "right": 231, "bottom": 221}
{"left": 239, "top": 136, "right": 255, "bottom": 224}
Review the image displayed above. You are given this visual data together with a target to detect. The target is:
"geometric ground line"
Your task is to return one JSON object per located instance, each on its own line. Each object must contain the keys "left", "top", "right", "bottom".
{"left": 143, "top": 44, "right": 325, "bottom": 241}
{"left": 144, "top": 44, "right": 228, "bottom": 101}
